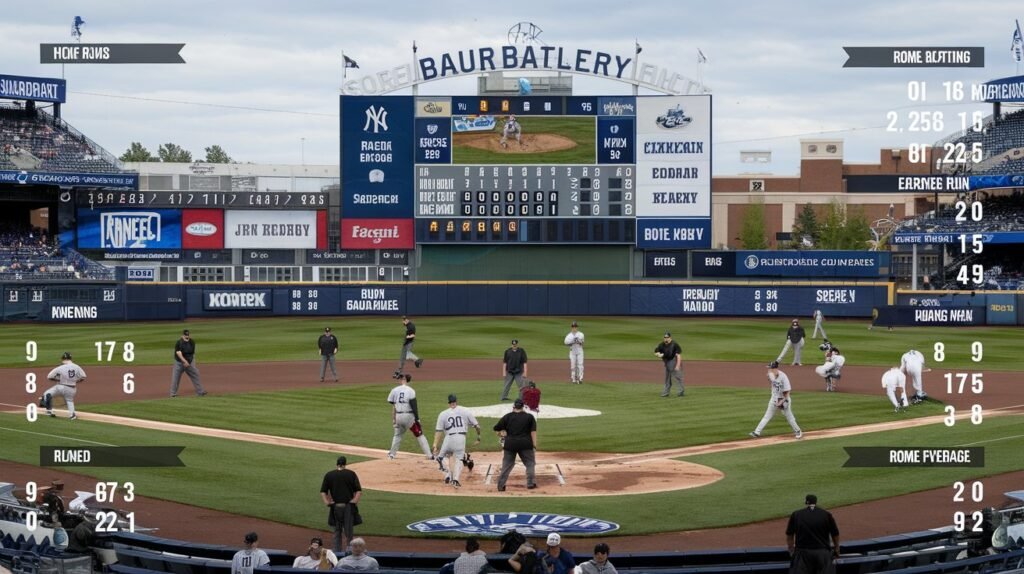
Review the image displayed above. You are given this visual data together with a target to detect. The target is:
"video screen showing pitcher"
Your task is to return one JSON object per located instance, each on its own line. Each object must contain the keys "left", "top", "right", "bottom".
{"left": 500, "top": 114, "right": 523, "bottom": 148}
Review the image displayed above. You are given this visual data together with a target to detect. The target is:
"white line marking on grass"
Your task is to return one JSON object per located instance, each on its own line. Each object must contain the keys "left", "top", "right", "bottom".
{"left": 956, "top": 434, "right": 1024, "bottom": 447}
{"left": 0, "top": 426, "right": 115, "bottom": 446}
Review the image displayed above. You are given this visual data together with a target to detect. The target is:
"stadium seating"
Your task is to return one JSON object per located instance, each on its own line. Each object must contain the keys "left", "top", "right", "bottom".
{"left": 935, "top": 108, "right": 1024, "bottom": 175}
{"left": 0, "top": 225, "right": 113, "bottom": 280}
{"left": 0, "top": 103, "right": 121, "bottom": 173}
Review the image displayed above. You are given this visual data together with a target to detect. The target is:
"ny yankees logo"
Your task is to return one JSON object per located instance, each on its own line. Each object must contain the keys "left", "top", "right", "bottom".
{"left": 364, "top": 105, "right": 389, "bottom": 133}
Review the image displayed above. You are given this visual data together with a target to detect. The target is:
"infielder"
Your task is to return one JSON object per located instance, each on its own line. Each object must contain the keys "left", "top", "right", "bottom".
{"left": 500, "top": 115, "right": 522, "bottom": 148}
{"left": 432, "top": 394, "right": 481, "bottom": 489}
{"left": 882, "top": 367, "right": 909, "bottom": 413}
{"left": 749, "top": 361, "right": 802, "bottom": 439}
{"left": 776, "top": 319, "right": 806, "bottom": 366}
{"left": 815, "top": 347, "right": 845, "bottom": 392}
{"left": 40, "top": 352, "right": 86, "bottom": 420}
{"left": 395, "top": 315, "right": 423, "bottom": 379}
{"left": 811, "top": 309, "right": 827, "bottom": 340}
{"left": 387, "top": 374, "right": 432, "bottom": 460}
{"left": 900, "top": 349, "right": 927, "bottom": 403}
{"left": 563, "top": 321, "right": 584, "bottom": 384}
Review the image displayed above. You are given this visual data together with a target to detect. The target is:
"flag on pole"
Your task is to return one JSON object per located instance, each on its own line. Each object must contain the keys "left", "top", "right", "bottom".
{"left": 71, "top": 16, "right": 85, "bottom": 41}
{"left": 1012, "top": 19, "right": 1023, "bottom": 63}
{"left": 697, "top": 48, "right": 708, "bottom": 64}
{"left": 344, "top": 55, "right": 360, "bottom": 69}
{"left": 635, "top": 40, "right": 642, "bottom": 55}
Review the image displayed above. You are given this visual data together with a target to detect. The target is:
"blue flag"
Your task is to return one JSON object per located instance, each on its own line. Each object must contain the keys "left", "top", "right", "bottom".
{"left": 344, "top": 55, "right": 359, "bottom": 69}
{"left": 1012, "top": 19, "right": 1023, "bottom": 63}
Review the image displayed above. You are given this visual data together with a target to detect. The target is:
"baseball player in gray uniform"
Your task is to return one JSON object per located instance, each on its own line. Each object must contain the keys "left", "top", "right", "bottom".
{"left": 900, "top": 349, "right": 928, "bottom": 403}
{"left": 749, "top": 361, "right": 802, "bottom": 439}
{"left": 882, "top": 367, "right": 909, "bottom": 413}
{"left": 40, "top": 352, "right": 86, "bottom": 420}
{"left": 563, "top": 321, "right": 585, "bottom": 384}
{"left": 387, "top": 374, "right": 433, "bottom": 460}
{"left": 432, "top": 394, "right": 481, "bottom": 488}
{"left": 811, "top": 309, "right": 827, "bottom": 340}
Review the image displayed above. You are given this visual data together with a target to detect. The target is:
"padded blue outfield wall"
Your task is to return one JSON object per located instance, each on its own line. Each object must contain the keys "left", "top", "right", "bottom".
{"left": 2, "top": 282, "right": 899, "bottom": 322}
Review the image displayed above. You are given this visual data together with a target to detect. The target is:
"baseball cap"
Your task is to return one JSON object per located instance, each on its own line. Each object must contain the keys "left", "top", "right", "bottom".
{"left": 61, "top": 352, "right": 72, "bottom": 361}
{"left": 512, "top": 339, "right": 519, "bottom": 344}
{"left": 768, "top": 361, "right": 779, "bottom": 369}
{"left": 404, "top": 374, "right": 413, "bottom": 382}
{"left": 546, "top": 533, "right": 561, "bottom": 546}
{"left": 571, "top": 321, "right": 578, "bottom": 327}
{"left": 325, "top": 327, "right": 331, "bottom": 332}
{"left": 663, "top": 332, "right": 671, "bottom": 337}
{"left": 244, "top": 532, "right": 258, "bottom": 544}
{"left": 183, "top": 329, "right": 190, "bottom": 335}
{"left": 513, "top": 399, "right": 525, "bottom": 408}
{"left": 448, "top": 394, "right": 458, "bottom": 403}
{"left": 805, "top": 494, "right": 817, "bottom": 505}
{"left": 336, "top": 456, "right": 347, "bottom": 466}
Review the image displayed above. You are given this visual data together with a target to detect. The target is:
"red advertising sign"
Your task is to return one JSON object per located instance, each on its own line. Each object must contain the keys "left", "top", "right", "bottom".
{"left": 341, "top": 219, "right": 414, "bottom": 249}
{"left": 182, "top": 209, "right": 224, "bottom": 249}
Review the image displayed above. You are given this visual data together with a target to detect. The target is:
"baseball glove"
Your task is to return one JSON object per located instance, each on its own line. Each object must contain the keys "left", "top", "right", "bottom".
{"left": 462, "top": 453, "right": 475, "bottom": 472}
{"left": 410, "top": 421, "right": 423, "bottom": 437}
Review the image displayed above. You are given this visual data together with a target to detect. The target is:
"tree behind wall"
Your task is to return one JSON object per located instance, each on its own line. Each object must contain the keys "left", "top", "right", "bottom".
{"left": 739, "top": 201, "right": 769, "bottom": 249}
{"left": 203, "top": 145, "right": 232, "bottom": 163}
{"left": 119, "top": 142, "right": 156, "bottom": 162}
{"left": 790, "top": 203, "right": 819, "bottom": 248}
{"left": 158, "top": 143, "right": 192, "bottom": 163}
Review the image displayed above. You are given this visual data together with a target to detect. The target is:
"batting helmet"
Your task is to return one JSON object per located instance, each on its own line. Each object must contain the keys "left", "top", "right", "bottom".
{"left": 61, "top": 352, "right": 72, "bottom": 361}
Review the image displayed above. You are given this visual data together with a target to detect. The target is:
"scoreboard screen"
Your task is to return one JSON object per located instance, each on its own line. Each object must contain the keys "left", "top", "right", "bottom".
{"left": 340, "top": 94, "right": 711, "bottom": 248}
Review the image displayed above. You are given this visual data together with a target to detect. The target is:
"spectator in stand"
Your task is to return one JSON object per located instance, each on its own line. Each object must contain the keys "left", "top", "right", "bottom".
{"left": 335, "top": 538, "right": 379, "bottom": 572}
{"left": 538, "top": 533, "right": 575, "bottom": 574}
{"left": 231, "top": 532, "right": 270, "bottom": 574}
{"left": 293, "top": 537, "right": 338, "bottom": 570}
{"left": 452, "top": 537, "right": 489, "bottom": 574}
{"left": 508, "top": 542, "right": 538, "bottom": 574}
{"left": 575, "top": 543, "right": 616, "bottom": 574}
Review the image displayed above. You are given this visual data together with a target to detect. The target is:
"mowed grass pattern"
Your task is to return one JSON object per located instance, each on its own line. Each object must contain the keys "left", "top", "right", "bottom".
{"left": 1, "top": 316, "right": 1020, "bottom": 370}
{"left": 452, "top": 117, "right": 596, "bottom": 164}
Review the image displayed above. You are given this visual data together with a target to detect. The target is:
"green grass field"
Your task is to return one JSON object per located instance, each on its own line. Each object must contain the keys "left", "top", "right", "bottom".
{"left": 0, "top": 316, "right": 1018, "bottom": 370}
{"left": 452, "top": 117, "right": 596, "bottom": 164}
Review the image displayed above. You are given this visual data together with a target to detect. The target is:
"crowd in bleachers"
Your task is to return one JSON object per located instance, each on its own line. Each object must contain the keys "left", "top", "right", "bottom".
{"left": 898, "top": 191, "right": 1024, "bottom": 234}
{"left": 0, "top": 103, "right": 120, "bottom": 173}
{"left": 935, "top": 108, "right": 1024, "bottom": 175}
{"left": 0, "top": 223, "right": 112, "bottom": 280}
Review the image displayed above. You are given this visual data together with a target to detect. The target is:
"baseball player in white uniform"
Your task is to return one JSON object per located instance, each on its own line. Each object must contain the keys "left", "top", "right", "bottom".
{"left": 882, "top": 367, "right": 909, "bottom": 413}
{"left": 40, "top": 352, "right": 86, "bottom": 420}
{"left": 811, "top": 309, "right": 827, "bottom": 339}
{"left": 387, "top": 374, "right": 432, "bottom": 460}
{"left": 749, "top": 361, "right": 802, "bottom": 439}
{"left": 563, "top": 321, "right": 585, "bottom": 384}
{"left": 432, "top": 394, "right": 481, "bottom": 488}
{"left": 815, "top": 347, "right": 846, "bottom": 392}
{"left": 900, "top": 349, "right": 927, "bottom": 403}
{"left": 500, "top": 115, "right": 522, "bottom": 148}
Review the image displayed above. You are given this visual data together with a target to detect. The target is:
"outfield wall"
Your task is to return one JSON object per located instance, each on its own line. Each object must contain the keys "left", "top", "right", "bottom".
{"left": 2, "top": 281, "right": 896, "bottom": 322}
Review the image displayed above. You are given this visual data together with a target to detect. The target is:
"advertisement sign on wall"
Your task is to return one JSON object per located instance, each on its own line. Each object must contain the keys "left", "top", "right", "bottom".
{"left": 341, "top": 219, "right": 415, "bottom": 249}
{"left": 77, "top": 209, "right": 181, "bottom": 249}
{"left": 182, "top": 209, "right": 224, "bottom": 250}
{"left": 224, "top": 210, "right": 318, "bottom": 249}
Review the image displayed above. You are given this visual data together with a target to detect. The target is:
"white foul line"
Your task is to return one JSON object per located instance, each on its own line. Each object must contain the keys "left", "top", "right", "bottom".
{"left": 0, "top": 425, "right": 116, "bottom": 447}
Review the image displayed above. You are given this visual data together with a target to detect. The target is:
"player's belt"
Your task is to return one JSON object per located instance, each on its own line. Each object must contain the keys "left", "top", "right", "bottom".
{"left": 61, "top": 383, "right": 76, "bottom": 387}
{"left": 449, "top": 432, "right": 466, "bottom": 436}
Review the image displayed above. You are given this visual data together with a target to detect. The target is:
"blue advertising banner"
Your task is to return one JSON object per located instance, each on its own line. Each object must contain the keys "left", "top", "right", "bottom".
{"left": 636, "top": 218, "right": 710, "bottom": 249}
{"left": 873, "top": 306, "right": 986, "bottom": 327}
{"left": 644, "top": 251, "right": 687, "bottom": 278}
{"left": 631, "top": 284, "right": 886, "bottom": 317}
{"left": 0, "top": 170, "right": 138, "bottom": 189}
{"left": 340, "top": 96, "right": 414, "bottom": 218}
{"left": 0, "top": 74, "right": 66, "bottom": 103}
{"left": 596, "top": 96, "right": 637, "bottom": 116}
{"left": 976, "top": 74, "right": 1024, "bottom": 103}
{"left": 415, "top": 117, "right": 451, "bottom": 164}
{"left": 735, "top": 251, "right": 889, "bottom": 277}
{"left": 76, "top": 209, "right": 181, "bottom": 249}
{"left": 203, "top": 289, "right": 273, "bottom": 311}
{"left": 691, "top": 251, "right": 737, "bottom": 277}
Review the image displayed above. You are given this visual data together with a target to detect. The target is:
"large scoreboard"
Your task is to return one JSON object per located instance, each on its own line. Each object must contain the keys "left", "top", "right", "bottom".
{"left": 339, "top": 94, "right": 711, "bottom": 248}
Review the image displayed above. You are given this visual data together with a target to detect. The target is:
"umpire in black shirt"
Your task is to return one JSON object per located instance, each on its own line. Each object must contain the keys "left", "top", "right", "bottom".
{"left": 170, "top": 329, "right": 207, "bottom": 397}
{"left": 654, "top": 332, "right": 685, "bottom": 397}
{"left": 786, "top": 494, "right": 840, "bottom": 574}
{"left": 317, "top": 327, "right": 339, "bottom": 382}
{"left": 493, "top": 398, "right": 538, "bottom": 492}
{"left": 500, "top": 339, "right": 529, "bottom": 401}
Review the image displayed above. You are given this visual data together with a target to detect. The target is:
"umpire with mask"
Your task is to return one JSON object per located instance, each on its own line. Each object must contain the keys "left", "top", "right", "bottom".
{"left": 493, "top": 398, "right": 537, "bottom": 492}
{"left": 786, "top": 494, "right": 840, "bottom": 574}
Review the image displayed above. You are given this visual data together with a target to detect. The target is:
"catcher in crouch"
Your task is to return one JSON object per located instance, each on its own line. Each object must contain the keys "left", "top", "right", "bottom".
{"left": 500, "top": 114, "right": 522, "bottom": 148}
{"left": 386, "top": 374, "right": 433, "bottom": 460}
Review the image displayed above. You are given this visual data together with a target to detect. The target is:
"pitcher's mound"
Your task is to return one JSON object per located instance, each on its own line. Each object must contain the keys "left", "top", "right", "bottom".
{"left": 351, "top": 452, "right": 723, "bottom": 497}
{"left": 456, "top": 133, "right": 577, "bottom": 154}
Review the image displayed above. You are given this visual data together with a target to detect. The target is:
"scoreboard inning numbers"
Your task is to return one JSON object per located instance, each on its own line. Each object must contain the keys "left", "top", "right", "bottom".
{"left": 340, "top": 94, "right": 712, "bottom": 248}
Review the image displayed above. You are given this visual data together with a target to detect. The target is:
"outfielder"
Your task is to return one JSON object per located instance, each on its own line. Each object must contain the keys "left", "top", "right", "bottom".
{"left": 563, "top": 321, "right": 584, "bottom": 384}
{"left": 815, "top": 347, "right": 845, "bottom": 392}
{"left": 40, "top": 352, "right": 86, "bottom": 420}
{"left": 900, "top": 349, "right": 927, "bottom": 403}
{"left": 395, "top": 315, "right": 423, "bottom": 379}
{"left": 432, "top": 394, "right": 481, "bottom": 488}
{"left": 882, "top": 367, "right": 909, "bottom": 413}
{"left": 811, "top": 309, "right": 827, "bottom": 339}
{"left": 500, "top": 115, "right": 522, "bottom": 148}
{"left": 749, "top": 361, "right": 802, "bottom": 439}
{"left": 387, "top": 374, "right": 432, "bottom": 460}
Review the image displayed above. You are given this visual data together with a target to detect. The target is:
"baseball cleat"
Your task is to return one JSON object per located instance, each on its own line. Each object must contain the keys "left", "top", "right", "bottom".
{"left": 444, "top": 477, "right": 451, "bottom": 484}
{"left": 660, "top": 393, "right": 670, "bottom": 397}
{"left": 748, "top": 431, "right": 760, "bottom": 438}
{"left": 497, "top": 486, "right": 506, "bottom": 492}
{"left": 437, "top": 458, "right": 447, "bottom": 473}
{"left": 414, "top": 359, "right": 423, "bottom": 368}
{"left": 795, "top": 431, "right": 803, "bottom": 439}
{"left": 198, "top": 391, "right": 208, "bottom": 396}
{"left": 527, "top": 483, "right": 538, "bottom": 490}
{"left": 387, "top": 454, "right": 395, "bottom": 460}
{"left": 451, "top": 480, "right": 461, "bottom": 489}
{"left": 47, "top": 411, "right": 56, "bottom": 418}
{"left": 69, "top": 414, "right": 78, "bottom": 420}
{"left": 677, "top": 391, "right": 685, "bottom": 397}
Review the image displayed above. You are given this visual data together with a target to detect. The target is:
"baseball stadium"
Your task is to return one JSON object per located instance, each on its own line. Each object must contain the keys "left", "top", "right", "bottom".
{"left": 3, "top": 5, "right": 1024, "bottom": 574}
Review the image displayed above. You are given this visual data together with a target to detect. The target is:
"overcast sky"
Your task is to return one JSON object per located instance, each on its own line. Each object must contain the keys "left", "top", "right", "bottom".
{"left": 4, "top": 1, "right": 1021, "bottom": 174}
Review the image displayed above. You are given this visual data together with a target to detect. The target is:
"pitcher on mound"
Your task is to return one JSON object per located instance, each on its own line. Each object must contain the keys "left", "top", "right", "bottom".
{"left": 500, "top": 115, "right": 522, "bottom": 148}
